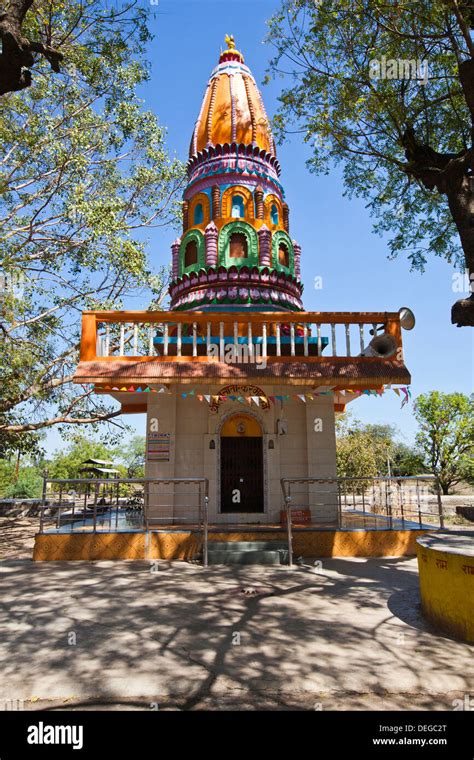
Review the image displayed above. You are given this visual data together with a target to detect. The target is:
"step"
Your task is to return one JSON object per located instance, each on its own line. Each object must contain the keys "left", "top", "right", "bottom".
{"left": 207, "top": 540, "right": 288, "bottom": 552}
{"left": 207, "top": 549, "right": 288, "bottom": 566}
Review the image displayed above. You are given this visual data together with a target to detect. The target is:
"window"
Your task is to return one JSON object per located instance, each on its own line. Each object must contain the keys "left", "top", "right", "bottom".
{"left": 229, "top": 233, "right": 248, "bottom": 258}
{"left": 271, "top": 203, "right": 279, "bottom": 225}
{"left": 278, "top": 242, "right": 289, "bottom": 268}
{"left": 231, "top": 195, "right": 245, "bottom": 218}
{"left": 184, "top": 240, "right": 198, "bottom": 268}
{"left": 194, "top": 203, "right": 204, "bottom": 225}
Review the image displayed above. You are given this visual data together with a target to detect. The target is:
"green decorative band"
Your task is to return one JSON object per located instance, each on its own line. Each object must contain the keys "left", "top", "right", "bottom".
{"left": 272, "top": 230, "right": 294, "bottom": 275}
{"left": 179, "top": 229, "right": 206, "bottom": 277}
{"left": 218, "top": 221, "right": 259, "bottom": 268}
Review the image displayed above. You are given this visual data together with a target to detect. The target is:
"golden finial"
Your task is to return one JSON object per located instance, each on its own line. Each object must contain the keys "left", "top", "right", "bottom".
{"left": 225, "top": 34, "right": 236, "bottom": 50}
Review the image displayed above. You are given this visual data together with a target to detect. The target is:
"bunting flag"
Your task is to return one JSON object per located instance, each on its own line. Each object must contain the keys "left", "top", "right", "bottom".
{"left": 106, "top": 384, "right": 411, "bottom": 407}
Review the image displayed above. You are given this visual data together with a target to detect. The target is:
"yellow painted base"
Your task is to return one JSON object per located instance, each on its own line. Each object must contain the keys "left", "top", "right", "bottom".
{"left": 417, "top": 541, "right": 474, "bottom": 642}
{"left": 33, "top": 529, "right": 428, "bottom": 562}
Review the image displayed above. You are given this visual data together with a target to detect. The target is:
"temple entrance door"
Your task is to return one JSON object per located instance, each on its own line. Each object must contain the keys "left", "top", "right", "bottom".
{"left": 220, "top": 414, "right": 264, "bottom": 514}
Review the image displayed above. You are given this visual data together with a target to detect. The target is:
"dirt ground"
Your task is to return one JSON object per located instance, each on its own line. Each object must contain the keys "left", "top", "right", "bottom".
{"left": 1, "top": 517, "right": 473, "bottom": 712}
{"left": 0, "top": 555, "right": 472, "bottom": 711}
{"left": 0, "top": 516, "right": 37, "bottom": 560}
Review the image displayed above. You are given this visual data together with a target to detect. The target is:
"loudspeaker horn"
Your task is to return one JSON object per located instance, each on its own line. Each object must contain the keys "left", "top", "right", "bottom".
{"left": 399, "top": 306, "right": 415, "bottom": 331}
{"left": 361, "top": 333, "right": 398, "bottom": 359}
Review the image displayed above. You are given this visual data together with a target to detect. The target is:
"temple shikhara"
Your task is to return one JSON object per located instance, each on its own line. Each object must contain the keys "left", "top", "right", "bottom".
{"left": 71, "top": 37, "right": 413, "bottom": 541}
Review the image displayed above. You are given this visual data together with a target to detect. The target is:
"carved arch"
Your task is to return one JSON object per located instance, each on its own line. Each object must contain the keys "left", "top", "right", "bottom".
{"left": 221, "top": 185, "right": 255, "bottom": 221}
{"left": 187, "top": 192, "right": 211, "bottom": 229}
{"left": 272, "top": 230, "right": 294, "bottom": 274}
{"left": 218, "top": 221, "right": 259, "bottom": 267}
{"left": 179, "top": 229, "right": 205, "bottom": 276}
{"left": 264, "top": 194, "right": 283, "bottom": 229}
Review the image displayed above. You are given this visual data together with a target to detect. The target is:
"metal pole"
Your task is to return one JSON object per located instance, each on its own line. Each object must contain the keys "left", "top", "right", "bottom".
{"left": 198, "top": 481, "right": 202, "bottom": 531}
{"left": 203, "top": 495, "right": 209, "bottom": 568}
{"left": 144, "top": 480, "right": 149, "bottom": 531}
{"left": 93, "top": 490, "right": 97, "bottom": 533}
{"left": 399, "top": 480, "right": 405, "bottom": 527}
{"left": 285, "top": 494, "right": 293, "bottom": 567}
{"left": 40, "top": 477, "right": 47, "bottom": 534}
{"left": 57, "top": 485, "right": 62, "bottom": 529}
{"left": 386, "top": 479, "right": 393, "bottom": 529}
{"left": 435, "top": 477, "right": 445, "bottom": 530}
{"left": 416, "top": 479, "right": 422, "bottom": 528}
{"left": 337, "top": 479, "right": 342, "bottom": 529}
{"left": 93, "top": 481, "right": 98, "bottom": 531}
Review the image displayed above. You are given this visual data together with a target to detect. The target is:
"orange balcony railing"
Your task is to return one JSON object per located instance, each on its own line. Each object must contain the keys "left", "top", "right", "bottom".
{"left": 79, "top": 310, "right": 405, "bottom": 364}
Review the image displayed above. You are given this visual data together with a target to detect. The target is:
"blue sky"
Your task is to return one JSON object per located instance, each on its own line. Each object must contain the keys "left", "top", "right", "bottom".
{"left": 44, "top": 0, "right": 473, "bottom": 454}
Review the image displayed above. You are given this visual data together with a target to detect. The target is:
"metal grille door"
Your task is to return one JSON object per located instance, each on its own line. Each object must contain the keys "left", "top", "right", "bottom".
{"left": 221, "top": 437, "right": 264, "bottom": 513}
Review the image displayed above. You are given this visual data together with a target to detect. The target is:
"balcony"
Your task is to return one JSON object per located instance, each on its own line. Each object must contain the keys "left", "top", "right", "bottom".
{"left": 74, "top": 309, "right": 411, "bottom": 388}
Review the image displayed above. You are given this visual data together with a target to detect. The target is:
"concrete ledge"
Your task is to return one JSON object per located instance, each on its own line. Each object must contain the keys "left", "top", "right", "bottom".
{"left": 416, "top": 532, "right": 474, "bottom": 642}
{"left": 33, "top": 528, "right": 430, "bottom": 561}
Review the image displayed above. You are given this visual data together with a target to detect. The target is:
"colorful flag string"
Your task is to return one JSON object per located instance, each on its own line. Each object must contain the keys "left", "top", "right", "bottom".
{"left": 98, "top": 385, "right": 412, "bottom": 408}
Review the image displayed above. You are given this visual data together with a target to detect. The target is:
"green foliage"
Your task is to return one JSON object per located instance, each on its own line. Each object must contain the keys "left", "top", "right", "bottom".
{"left": 414, "top": 391, "right": 474, "bottom": 493}
{"left": 3, "top": 468, "right": 43, "bottom": 499}
{"left": 336, "top": 415, "right": 425, "bottom": 488}
{"left": 116, "top": 435, "right": 145, "bottom": 478}
{"left": 47, "top": 435, "right": 118, "bottom": 481}
{"left": 0, "top": 430, "right": 44, "bottom": 460}
{"left": 265, "top": 0, "right": 471, "bottom": 272}
{"left": 0, "top": 1, "right": 185, "bottom": 438}
{"left": 0, "top": 432, "right": 146, "bottom": 498}
{"left": 0, "top": 458, "right": 43, "bottom": 499}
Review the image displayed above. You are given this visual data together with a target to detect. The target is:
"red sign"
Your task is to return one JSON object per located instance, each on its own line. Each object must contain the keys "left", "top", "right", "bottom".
{"left": 280, "top": 509, "right": 311, "bottom": 525}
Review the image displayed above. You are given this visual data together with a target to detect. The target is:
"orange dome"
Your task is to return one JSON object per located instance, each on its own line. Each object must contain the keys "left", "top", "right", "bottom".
{"left": 190, "top": 37, "right": 276, "bottom": 159}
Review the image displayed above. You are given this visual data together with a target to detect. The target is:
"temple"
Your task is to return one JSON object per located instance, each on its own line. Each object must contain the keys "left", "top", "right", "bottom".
{"left": 72, "top": 37, "right": 412, "bottom": 532}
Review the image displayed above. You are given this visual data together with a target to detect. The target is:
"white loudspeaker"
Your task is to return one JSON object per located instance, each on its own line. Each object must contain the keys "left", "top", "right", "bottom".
{"left": 361, "top": 333, "right": 398, "bottom": 358}
{"left": 399, "top": 306, "right": 416, "bottom": 330}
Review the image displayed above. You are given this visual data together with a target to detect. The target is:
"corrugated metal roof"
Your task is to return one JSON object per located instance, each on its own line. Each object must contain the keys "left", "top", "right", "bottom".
{"left": 74, "top": 359, "right": 411, "bottom": 387}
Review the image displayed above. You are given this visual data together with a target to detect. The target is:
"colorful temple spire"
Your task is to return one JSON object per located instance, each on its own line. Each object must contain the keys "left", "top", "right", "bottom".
{"left": 169, "top": 37, "right": 303, "bottom": 312}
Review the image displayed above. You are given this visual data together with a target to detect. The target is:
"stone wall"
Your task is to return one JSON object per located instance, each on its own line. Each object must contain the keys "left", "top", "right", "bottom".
{"left": 145, "top": 385, "right": 338, "bottom": 525}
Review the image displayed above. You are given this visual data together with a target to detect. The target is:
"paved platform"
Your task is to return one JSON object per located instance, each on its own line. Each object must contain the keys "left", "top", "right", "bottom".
{"left": 0, "top": 557, "right": 472, "bottom": 710}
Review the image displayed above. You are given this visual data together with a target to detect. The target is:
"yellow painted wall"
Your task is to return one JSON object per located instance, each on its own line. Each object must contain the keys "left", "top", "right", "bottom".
{"left": 417, "top": 542, "right": 474, "bottom": 642}
{"left": 33, "top": 529, "right": 427, "bottom": 561}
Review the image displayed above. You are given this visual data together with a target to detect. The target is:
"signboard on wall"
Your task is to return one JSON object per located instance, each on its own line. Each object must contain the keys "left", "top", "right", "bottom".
{"left": 147, "top": 433, "right": 171, "bottom": 461}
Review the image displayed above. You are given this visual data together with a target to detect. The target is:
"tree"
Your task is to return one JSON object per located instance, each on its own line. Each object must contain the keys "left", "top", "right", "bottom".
{"left": 265, "top": 0, "right": 474, "bottom": 326}
{"left": 47, "top": 434, "right": 118, "bottom": 482}
{"left": 390, "top": 441, "right": 427, "bottom": 477}
{"left": 413, "top": 391, "right": 474, "bottom": 493}
{"left": 0, "top": 429, "right": 43, "bottom": 460}
{"left": 116, "top": 435, "right": 145, "bottom": 478}
{"left": 336, "top": 429, "right": 380, "bottom": 483}
{"left": 0, "top": 0, "right": 63, "bottom": 95}
{"left": 0, "top": 1, "right": 184, "bottom": 439}
{"left": 336, "top": 415, "right": 425, "bottom": 481}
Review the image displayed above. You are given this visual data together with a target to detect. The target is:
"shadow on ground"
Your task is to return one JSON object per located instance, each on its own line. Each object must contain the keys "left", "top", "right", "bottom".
{"left": 0, "top": 556, "right": 472, "bottom": 710}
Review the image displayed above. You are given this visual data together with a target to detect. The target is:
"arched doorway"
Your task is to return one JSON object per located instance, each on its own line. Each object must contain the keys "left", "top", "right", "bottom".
{"left": 220, "top": 413, "right": 264, "bottom": 513}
